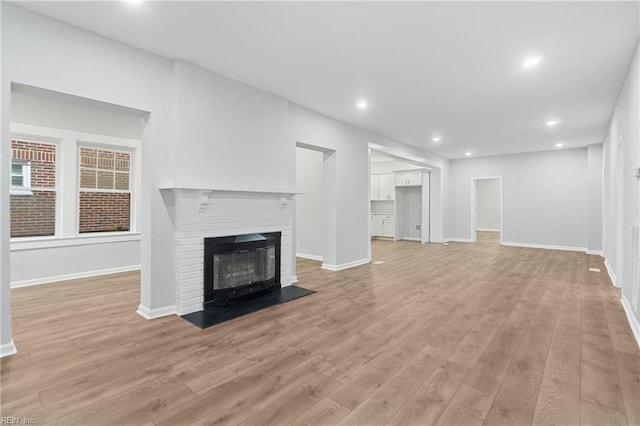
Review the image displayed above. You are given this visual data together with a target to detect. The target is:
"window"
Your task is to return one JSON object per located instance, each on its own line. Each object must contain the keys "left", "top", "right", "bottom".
{"left": 10, "top": 140, "right": 57, "bottom": 237}
{"left": 11, "top": 160, "right": 31, "bottom": 192}
{"left": 78, "top": 147, "right": 131, "bottom": 233}
{"left": 9, "top": 125, "right": 140, "bottom": 242}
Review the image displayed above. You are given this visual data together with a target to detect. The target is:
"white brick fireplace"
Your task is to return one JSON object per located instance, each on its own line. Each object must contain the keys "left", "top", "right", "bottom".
{"left": 161, "top": 184, "right": 296, "bottom": 315}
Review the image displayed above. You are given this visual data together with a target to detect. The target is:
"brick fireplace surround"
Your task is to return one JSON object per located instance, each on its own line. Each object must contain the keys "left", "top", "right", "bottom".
{"left": 162, "top": 186, "right": 296, "bottom": 315}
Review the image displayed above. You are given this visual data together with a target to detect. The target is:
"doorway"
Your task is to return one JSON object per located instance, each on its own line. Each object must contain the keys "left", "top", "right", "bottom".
{"left": 294, "top": 143, "right": 337, "bottom": 272}
{"left": 471, "top": 177, "right": 503, "bottom": 243}
{"left": 368, "top": 149, "right": 430, "bottom": 246}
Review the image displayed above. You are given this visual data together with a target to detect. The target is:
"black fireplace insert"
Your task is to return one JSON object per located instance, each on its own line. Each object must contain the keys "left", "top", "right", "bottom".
{"left": 203, "top": 232, "right": 281, "bottom": 307}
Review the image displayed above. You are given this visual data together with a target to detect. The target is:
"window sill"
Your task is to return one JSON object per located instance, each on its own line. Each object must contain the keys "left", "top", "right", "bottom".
{"left": 10, "top": 189, "right": 33, "bottom": 196}
{"left": 10, "top": 232, "right": 141, "bottom": 251}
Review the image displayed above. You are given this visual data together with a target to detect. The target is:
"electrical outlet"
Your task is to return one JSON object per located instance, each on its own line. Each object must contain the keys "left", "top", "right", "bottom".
{"left": 416, "top": 225, "right": 421, "bottom": 230}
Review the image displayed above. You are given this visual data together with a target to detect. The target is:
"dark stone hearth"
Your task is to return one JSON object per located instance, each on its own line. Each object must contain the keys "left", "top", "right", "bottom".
{"left": 181, "top": 285, "right": 316, "bottom": 329}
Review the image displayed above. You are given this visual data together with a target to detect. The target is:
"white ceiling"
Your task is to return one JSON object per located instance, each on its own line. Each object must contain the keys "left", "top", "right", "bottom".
{"left": 14, "top": 1, "right": 639, "bottom": 159}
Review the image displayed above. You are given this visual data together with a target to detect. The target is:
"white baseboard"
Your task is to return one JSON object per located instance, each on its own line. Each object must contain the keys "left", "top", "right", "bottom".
{"left": 586, "top": 250, "right": 604, "bottom": 256}
{"left": 296, "top": 253, "right": 323, "bottom": 262}
{"left": 476, "top": 228, "right": 500, "bottom": 232}
{"left": 291, "top": 276, "right": 298, "bottom": 284}
{"left": 136, "top": 304, "right": 177, "bottom": 320}
{"left": 0, "top": 340, "right": 18, "bottom": 358}
{"left": 321, "top": 258, "right": 370, "bottom": 271}
{"left": 445, "top": 238, "right": 474, "bottom": 243}
{"left": 621, "top": 294, "right": 640, "bottom": 349}
{"left": 400, "top": 237, "right": 422, "bottom": 242}
{"left": 604, "top": 258, "right": 619, "bottom": 288}
{"left": 500, "top": 242, "right": 586, "bottom": 253}
{"left": 11, "top": 265, "right": 141, "bottom": 288}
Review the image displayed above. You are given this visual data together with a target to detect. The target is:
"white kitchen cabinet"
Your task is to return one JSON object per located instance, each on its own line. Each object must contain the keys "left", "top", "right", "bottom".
{"left": 372, "top": 215, "right": 381, "bottom": 236}
{"left": 371, "top": 173, "right": 395, "bottom": 200}
{"left": 371, "top": 214, "right": 395, "bottom": 238}
{"left": 395, "top": 171, "right": 423, "bottom": 187}
{"left": 378, "top": 173, "right": 395, "bottom": 200}
{"left": 380, "top": 215, "right": 395, "bottom": 237}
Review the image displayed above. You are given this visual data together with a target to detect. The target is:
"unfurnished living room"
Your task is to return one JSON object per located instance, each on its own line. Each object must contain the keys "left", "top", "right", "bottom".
{"left": 1, "top": 1, "right": 639, "bottom": 425}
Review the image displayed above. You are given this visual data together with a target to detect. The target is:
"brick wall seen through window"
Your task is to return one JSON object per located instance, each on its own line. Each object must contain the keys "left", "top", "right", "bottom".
{"left": 79, "top": 147, "right": 131, "bottom": 233}
{"left": 10, "top": 141, "right": 57, "bottom": 237}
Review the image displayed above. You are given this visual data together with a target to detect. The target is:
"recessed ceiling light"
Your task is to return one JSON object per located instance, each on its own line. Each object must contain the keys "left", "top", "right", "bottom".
{"left": 356, "top": 100, "right": 368, "bottom": 109}
{"left": 432, "top": 136, "right": 442, "bottom": 143}
{"left": 465, "top": 152, "right": 472, "bottom": 156}
{"left": 522, "top": 55, "right": 543, "bottom": 68}
{"left": 555, "top": 143, "right": 564, "bottom": 148}
{"left": 546, "top": 119, "right": 561, "bottom": 127}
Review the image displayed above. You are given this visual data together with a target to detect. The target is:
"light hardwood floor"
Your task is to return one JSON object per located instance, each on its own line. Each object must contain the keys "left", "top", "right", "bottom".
{"left": 2, "top": 236, "right": 639, "bottom": 425}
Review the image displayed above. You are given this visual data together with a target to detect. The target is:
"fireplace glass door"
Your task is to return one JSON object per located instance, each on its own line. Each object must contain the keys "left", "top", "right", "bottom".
{"left": 213, "top": 246, "right": 276, "bottom": 290}
{"left": 203, "top": 232, "right": 281, "bottom": 306}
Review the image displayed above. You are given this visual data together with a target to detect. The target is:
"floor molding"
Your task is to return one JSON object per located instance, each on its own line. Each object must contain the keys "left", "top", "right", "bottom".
{"left": 136, "top": 304, "right": 177, "bottom": 320}
{"left": 500, "top": 242, "right": 586, "bottom": 253}
{"left": 586, "top": 250, "right": 604, "bottom": 256}
{"left": 445, "top": 238, "right": 474, "bottom": 243}
{"left": 621, "top": 294, "right": 640, "bottom": 349}
{"left": 11, "top": 265, "right": 141, "bottom": 288}
{"left": 321, "top": 258, "right": 370, "bottom": 271}
{"left": 296, "top": 253, "right": 323, "bottom": 262}
{"left": 476, "top": 228, "right": 500, "bottom": 232}
{"left": 0, "top": 339, "right": 18, "bottom": 358}
{"left": 603, "top": 258, "right": 618, "bottom": 288}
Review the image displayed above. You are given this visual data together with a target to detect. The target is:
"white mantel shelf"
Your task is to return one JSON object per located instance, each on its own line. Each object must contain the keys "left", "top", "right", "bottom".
{"left": 158, "top": 181, "right": 301, "bottom": 195}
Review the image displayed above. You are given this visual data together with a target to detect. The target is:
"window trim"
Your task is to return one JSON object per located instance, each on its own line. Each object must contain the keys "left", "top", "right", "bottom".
{"left": 10, "top": 123, "right": 141, "bottom": 245}
{"left": 10, "top": 232, "right": 141, "bottom": 251}
{"left": 10, "top": 160, "right": 32, "bottom": 196}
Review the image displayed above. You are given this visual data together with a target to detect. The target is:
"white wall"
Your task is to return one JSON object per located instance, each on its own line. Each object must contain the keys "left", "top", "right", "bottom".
{"left": 449, "top": 149, "right": 589, "bottom": 249}
{"left": 295, "top": 148, "right": 324, "bottom": 260}
{"left": 587, "top": 144, "right": 603, "bottom": 253}
{"left": 173, "top": 61, "right": 293, "bottom": 190}
{"left": 289, "top": 104, "right": 448, "bottom": 268}
{"left": 0, "top": 2, "right": 10, "bottom": 355}
{"left": 475, "top": 178, "right": 501, "bottom": 231}
{"left": 11, "top": 239, "right": 140, "bottom": 287}
{"left": 11, "top": 87, "right": 146, "bottom": 139}
{"left": 1, "top": 5, "right": 448, "bottom": 354}
{"left": 399, "top": 186, "right": 422, "bottom": 240}
{"left": 2, "top": 3, "right": 176, "bottom": 352}
{"left": 370, "top": 159, "right": 422, "bottom": 174}
{"left": 603, "top": 40, "right": 640, "bottom": 346}
{"left": 10, "top": 88, "right": 144, "bottom": 287}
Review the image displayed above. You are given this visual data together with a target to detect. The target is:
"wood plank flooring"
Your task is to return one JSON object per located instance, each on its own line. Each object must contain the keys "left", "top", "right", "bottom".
{"left": 2, "top": 232, "right": 639, "bottom": 425}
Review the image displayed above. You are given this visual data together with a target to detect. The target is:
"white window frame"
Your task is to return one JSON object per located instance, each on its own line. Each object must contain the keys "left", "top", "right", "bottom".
{"left": 10, "top": 159, "right": 32, "bottom": 196}
{"left": 9, "top": 123, "right": 141, "bottom": 250}
{"left": 77, "top": 144, "right": 134, "bottom": 233}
